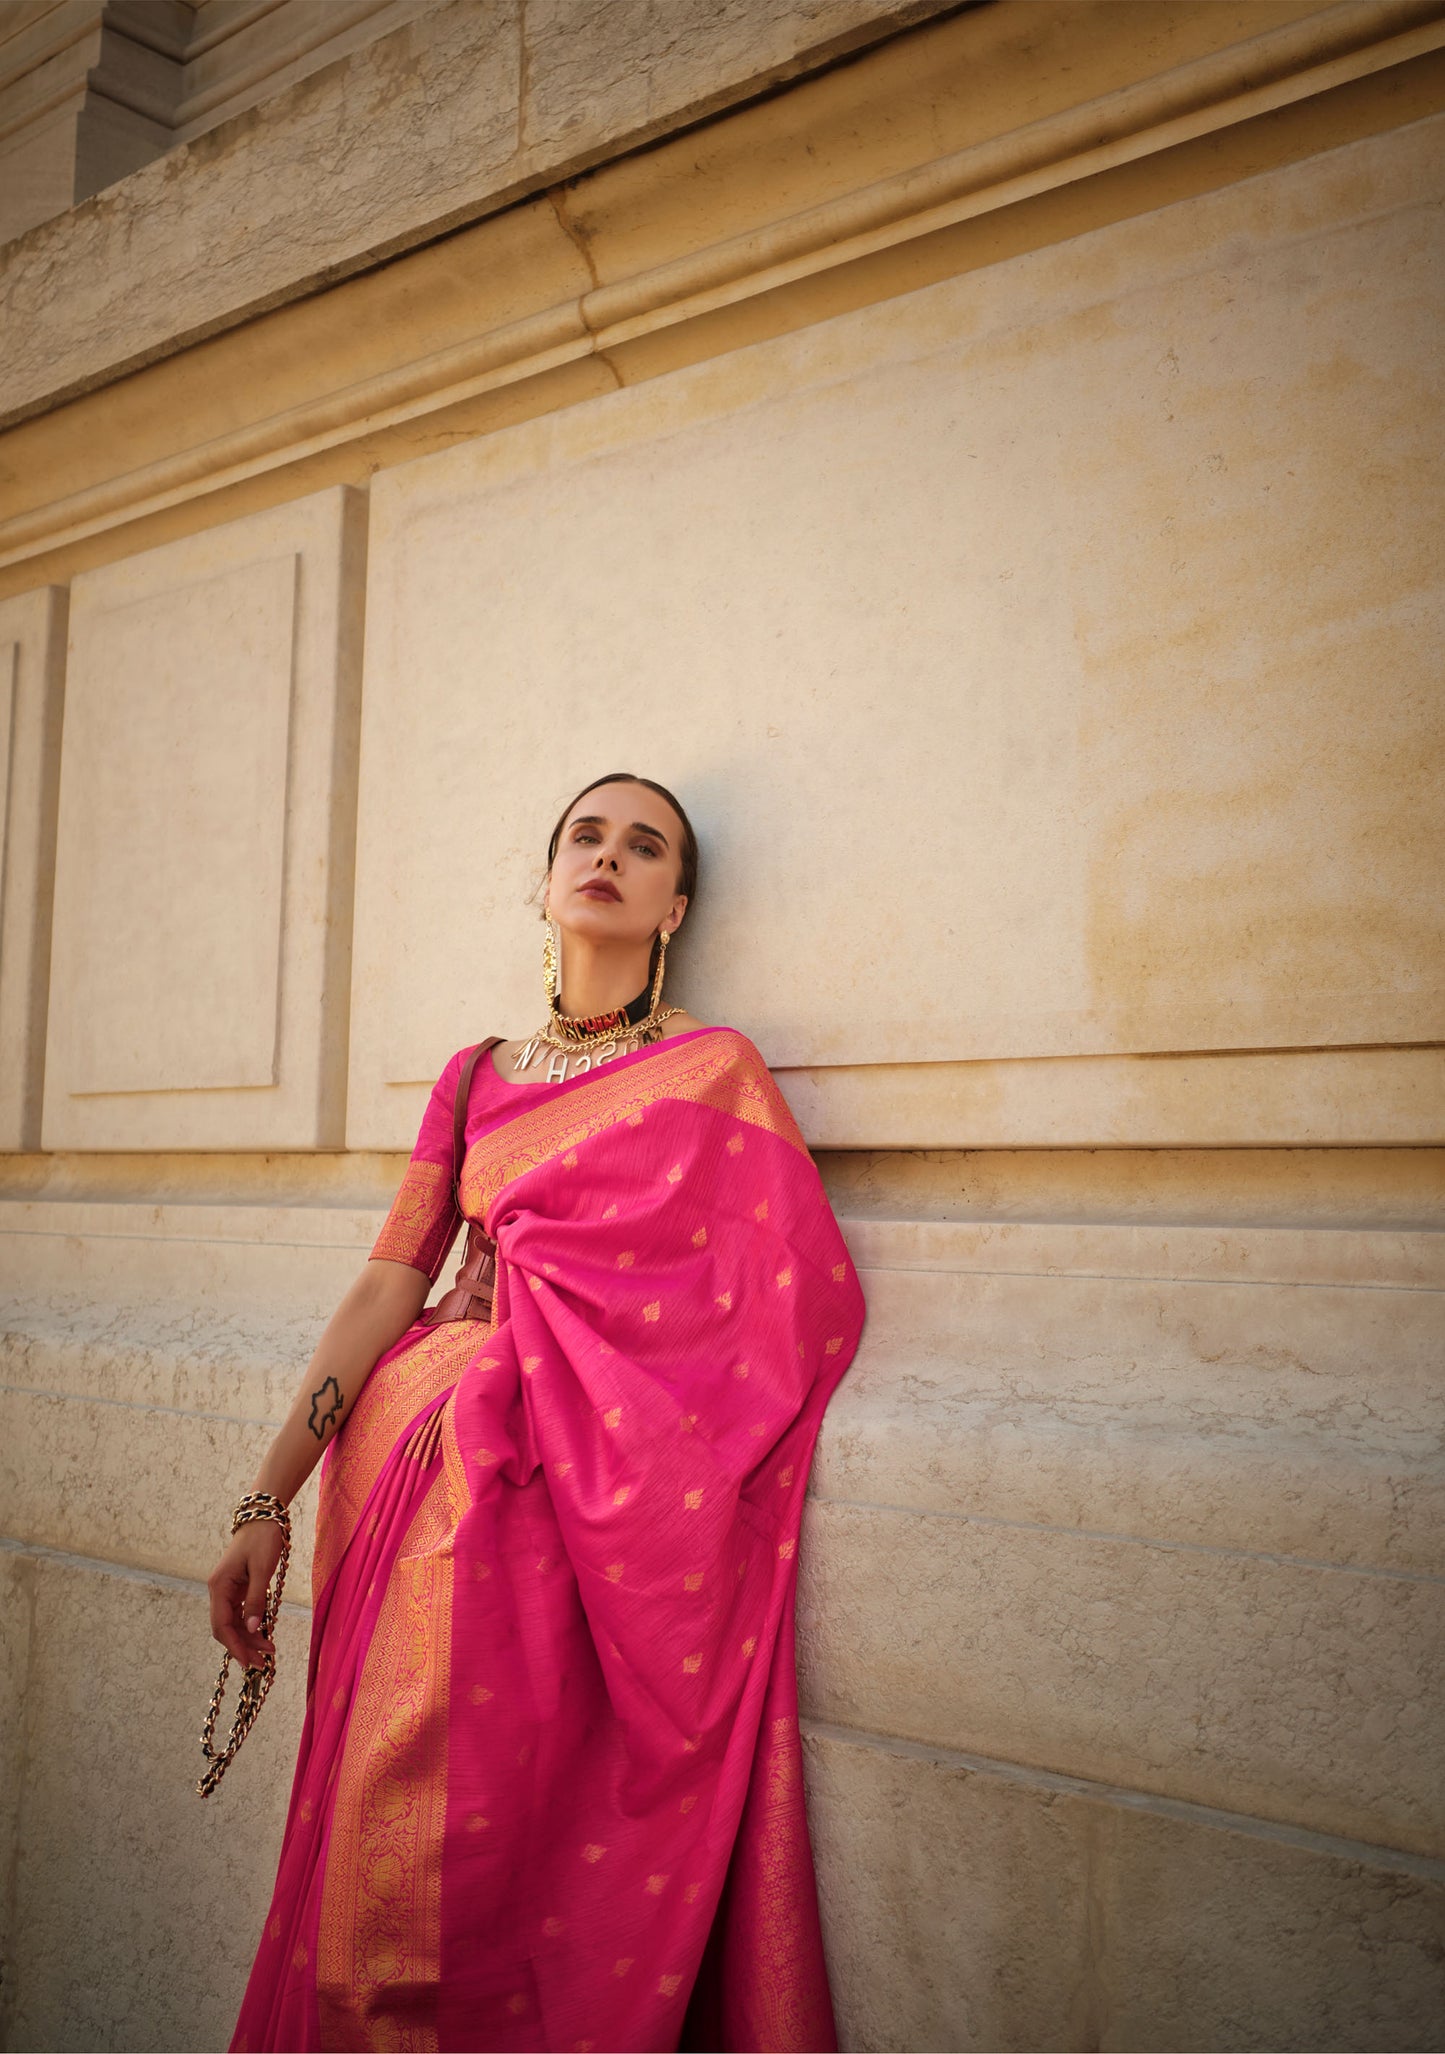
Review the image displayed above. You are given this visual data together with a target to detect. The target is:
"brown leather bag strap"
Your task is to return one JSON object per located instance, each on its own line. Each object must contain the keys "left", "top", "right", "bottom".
{"left": 451, "top": 1037, "right": 502, "bottom": 1215}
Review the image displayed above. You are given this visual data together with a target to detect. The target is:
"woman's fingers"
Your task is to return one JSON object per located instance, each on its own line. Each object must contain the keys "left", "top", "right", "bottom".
{"left": 207, "top": 1528, "right": 282, "bottom": 1668}
{"left": 243, "top": 1554, "right": 277, "bottom": 1665}
{"left": 208, "top": 1558, "right": 253, "bottom": 1666}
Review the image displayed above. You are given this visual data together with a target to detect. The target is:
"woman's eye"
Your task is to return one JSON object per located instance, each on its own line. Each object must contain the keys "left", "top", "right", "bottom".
{"left": 634, "top": 843, "right": 659, "bottom": 858}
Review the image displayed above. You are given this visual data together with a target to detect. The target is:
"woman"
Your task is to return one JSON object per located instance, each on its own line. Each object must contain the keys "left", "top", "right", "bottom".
{"left": 209, "top": 773, "right": 866, "bottom": 2053}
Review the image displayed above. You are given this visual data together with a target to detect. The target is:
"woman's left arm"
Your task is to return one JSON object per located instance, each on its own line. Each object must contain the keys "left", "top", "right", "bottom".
{"left": 251, "top": 1258, "right": 430, "bottom": 1503}
{"left": 207, "top": 1258, "right": 429, "bottom": 1666}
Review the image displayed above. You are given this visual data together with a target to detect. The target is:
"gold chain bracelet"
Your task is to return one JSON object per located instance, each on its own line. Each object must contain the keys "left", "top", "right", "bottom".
{"left": 196, "top": 1493, "right": 292, "bottom": 1799}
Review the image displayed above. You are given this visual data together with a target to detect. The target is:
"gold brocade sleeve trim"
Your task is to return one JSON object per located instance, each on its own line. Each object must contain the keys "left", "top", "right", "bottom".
{"left": 460, "top": 1030, "right": 807, "bottom": 1225}
{"left": 372, "top": 1158, "right": 456, "bottom": 1275}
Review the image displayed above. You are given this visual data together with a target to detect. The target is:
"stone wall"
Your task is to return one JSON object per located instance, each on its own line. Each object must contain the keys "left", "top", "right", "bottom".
{"left": 1, "top": 3, "right": 1442, "bottom": 2048}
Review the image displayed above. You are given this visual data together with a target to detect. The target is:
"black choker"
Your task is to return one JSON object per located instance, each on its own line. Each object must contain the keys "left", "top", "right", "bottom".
{"left": 549, "top": 985, "right": 652, "bottom": 1043}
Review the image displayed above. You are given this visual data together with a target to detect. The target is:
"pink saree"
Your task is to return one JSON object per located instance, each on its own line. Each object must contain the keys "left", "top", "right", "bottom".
{"left": 232, "top": 1028, "right": 865, "bottom": 2054}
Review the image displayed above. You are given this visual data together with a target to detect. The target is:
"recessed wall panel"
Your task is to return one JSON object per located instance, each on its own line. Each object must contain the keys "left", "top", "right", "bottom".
{"left": 59, "top": 557, "right": 295, "bottom": 1097}
{"left": 43, "top": 487, "right": 366, "bottom": 1151}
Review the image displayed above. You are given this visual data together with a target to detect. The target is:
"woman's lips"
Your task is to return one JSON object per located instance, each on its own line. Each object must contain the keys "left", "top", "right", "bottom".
{"left": 577, "top": 882, "right": 622, "bottom": 902}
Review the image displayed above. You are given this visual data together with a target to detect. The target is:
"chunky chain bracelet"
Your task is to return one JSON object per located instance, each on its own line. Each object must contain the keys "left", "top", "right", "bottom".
{"left": 196, "top": 1493, "right": 292, "bottom": 1799}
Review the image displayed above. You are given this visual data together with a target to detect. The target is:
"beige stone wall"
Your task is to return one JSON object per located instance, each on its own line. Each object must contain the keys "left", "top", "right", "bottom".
{"left": 1, "top": 3, "right": 1442, "bottom": 2049}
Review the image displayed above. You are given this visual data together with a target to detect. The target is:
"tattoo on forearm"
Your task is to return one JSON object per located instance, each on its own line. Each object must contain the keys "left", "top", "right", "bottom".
{"left": 308, "top": 1375, "right": 345, "bottom": 1441}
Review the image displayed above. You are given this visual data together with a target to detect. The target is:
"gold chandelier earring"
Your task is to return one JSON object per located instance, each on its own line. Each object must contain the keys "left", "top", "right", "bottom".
{"left": 649, "top": 926, "right": 670, "bottom": 1011}
{"left": 542, "top": 910, "right": 561, "bottom": 1007}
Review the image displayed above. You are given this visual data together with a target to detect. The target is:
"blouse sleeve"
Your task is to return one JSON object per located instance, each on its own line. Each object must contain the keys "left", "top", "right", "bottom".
{"left": 370, "top": 1048, "right": 467, "bottom": 1281}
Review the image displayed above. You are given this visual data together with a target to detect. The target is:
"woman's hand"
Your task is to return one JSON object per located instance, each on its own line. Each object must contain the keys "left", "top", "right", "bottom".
{"left": 208, "top": 1519, "right": 285, "bottom": 1670}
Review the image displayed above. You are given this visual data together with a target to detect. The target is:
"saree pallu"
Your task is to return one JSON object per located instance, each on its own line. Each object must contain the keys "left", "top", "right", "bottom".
{"left": 232, "top": 1028, "right": 865, "bottom": 2054}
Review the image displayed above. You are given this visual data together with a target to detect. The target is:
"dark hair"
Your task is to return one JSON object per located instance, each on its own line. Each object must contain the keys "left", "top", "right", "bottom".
{"left": 545, "top": 773, "right": 700, "bottom": 914}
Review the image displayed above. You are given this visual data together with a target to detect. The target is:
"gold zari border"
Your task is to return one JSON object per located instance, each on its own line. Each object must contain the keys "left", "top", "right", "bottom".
{"left": 462, "top": 1030, "right": 806, "bottom": 1224}
{"left": 317, "top": 1474, "right": 456, "bottom": 2052}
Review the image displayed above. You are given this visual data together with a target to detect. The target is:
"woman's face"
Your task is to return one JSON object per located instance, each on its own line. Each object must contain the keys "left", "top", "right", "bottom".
{"left": 547, "top": 780, "right": 688, "bottom": 955}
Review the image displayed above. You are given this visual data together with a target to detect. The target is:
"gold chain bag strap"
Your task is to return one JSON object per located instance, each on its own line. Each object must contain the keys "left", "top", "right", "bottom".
{"left": 196, "top": 1492, "right": 292, "bottom": 1797}
{"left": 421, "top": 1036, "right": 503, "bottom": 1326}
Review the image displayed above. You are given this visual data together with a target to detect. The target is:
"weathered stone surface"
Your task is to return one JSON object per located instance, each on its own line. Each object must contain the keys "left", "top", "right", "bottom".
{"left": 0, "top": 0, "right": 965, "bottom": 423}
{"left": 805, "top": 1723, "right": 1095, "bottom": 2052}
{"left": 798, "top": 1499, "right": 1445, "bottom": 1858}
{"left": 0, "top": 1375, "right": 317, "bottom": 1590}
{"left": 1, "top": 1544, "right": 308, "bottom": 2054}
{"left": 2, "top": 1195, "right": 1438, "bottom": 1862}
{"left": 804, "top": 1722, "right": 1445, "bottom": 2053}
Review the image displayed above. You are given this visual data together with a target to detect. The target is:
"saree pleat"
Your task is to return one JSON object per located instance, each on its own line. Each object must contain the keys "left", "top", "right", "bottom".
{"left": 232, "top": 1029, "right": 864, "bottom": 2054}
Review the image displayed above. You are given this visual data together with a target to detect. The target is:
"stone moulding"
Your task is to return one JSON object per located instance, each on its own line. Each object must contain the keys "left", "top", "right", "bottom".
{"left": 0, "top": 0, "right": 1441, "bottom": 573}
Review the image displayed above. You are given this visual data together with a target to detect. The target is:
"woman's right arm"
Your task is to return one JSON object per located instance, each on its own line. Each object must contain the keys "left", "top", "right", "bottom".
{"left": 206, "top": 1257, "right": 430, "bottom": 1668}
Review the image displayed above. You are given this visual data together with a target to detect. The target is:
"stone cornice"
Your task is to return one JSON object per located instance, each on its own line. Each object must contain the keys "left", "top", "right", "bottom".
{"left": 0, "top": 0, "right": 1441, "bottom": 579}
{"left": 0, "top": 0, "right": 967, "bottom": 422}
